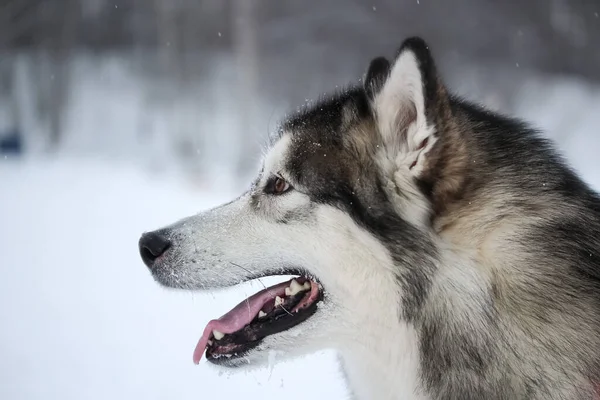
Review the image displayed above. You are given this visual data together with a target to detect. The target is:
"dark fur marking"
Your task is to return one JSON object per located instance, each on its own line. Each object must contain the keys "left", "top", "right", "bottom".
{"left": 364, "top": 56, "right": 390, "bottom": 101}
{"left": 276, "top": 204, "right": 315, "bottom": 225}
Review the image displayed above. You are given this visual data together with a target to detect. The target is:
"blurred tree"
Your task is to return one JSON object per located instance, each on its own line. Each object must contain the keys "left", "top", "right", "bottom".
{"left": 233, "top": 0, "right": 261, "bottom": 178}
{"left": 0, "top": 0, "right": 598, "bottom": 170}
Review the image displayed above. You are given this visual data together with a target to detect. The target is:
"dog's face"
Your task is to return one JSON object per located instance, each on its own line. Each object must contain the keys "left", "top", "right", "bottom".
{"left": 139, "top": 38, "right": 451, "bottom": 368}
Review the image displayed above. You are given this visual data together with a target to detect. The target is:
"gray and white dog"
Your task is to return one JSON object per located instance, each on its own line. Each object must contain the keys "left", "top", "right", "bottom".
{"left": 139, "top": 37, "right": 600, "bottom": 400}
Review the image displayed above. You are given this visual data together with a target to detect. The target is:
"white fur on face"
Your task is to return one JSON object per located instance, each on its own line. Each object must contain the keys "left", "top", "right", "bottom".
{"left": 157, "top": 132, "right": 425, "bottom": 397}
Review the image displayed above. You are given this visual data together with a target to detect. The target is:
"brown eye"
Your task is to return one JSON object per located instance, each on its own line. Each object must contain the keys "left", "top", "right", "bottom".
{"left": 273, "top": 177, "right": 290, "bottom": 194}
{"left": 265, "top": 176, "right": 292, "bottom": 195}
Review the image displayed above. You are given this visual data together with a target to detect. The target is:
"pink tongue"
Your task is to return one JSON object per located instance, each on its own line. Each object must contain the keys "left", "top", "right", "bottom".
{"left": 193, "top": 279, "right": 293, "bottom": 364}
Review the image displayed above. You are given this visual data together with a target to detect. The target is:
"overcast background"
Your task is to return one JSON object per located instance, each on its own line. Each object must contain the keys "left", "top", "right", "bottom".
{"left": 1, "top": 1, "right": 599, "bottom": 399}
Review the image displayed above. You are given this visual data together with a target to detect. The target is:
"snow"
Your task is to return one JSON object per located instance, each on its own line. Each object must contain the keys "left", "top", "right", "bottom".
{"left": 1, "top": 63, "right": 599, "bottom": 399}
{"left": 0, "top": 157, "right": 347, "bottom": 399}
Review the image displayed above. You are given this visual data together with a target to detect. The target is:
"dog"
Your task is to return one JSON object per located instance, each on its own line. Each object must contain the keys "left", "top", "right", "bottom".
{"left": 139, "top": 37, "right": 600, "bottom": 399}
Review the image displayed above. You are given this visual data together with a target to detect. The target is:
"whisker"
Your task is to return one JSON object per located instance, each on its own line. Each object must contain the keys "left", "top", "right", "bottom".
{"left": 229, "top": 262, "right": 293, "bottom": 318}
{"left": 229, "top": 262, "right": 268, "bottom": 289}
{"left": 279, "top": 304, "right": 293, "bottom": 316}
{"left": 230, "top": 262, "right": 262, "bottom": 319}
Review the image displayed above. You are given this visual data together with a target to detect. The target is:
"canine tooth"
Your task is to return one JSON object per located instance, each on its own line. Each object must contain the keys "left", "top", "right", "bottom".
{"left": 258, "top": 310, "right": 267, "bottom": 318}
{"left": 213, "top": 330, "right": 225, "bottom": 340}
{"left": 274, "top": 296, "right": 284, "bottom": 307}
{"left": 290, "top": 279, "right": 305, "bottom": 295}
{"left": 207, "top": 340, "right": 213, "bottom": 346}
{"left": 303, "top": 281, "right": 311, "bottom": 290}
{"left": 285, "top": 287, "right": 292, "bottom": 296}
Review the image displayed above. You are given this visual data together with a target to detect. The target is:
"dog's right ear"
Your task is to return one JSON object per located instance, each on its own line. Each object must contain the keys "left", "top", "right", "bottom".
{"left": 364, "top": 38, "right": 468, "bottom": 218}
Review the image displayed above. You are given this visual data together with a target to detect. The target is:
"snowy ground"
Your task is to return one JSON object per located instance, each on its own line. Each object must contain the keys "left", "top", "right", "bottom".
{"left": 2, "top": 64, "right": 600, "bottom": 399}
{"left": 3, "top": 123, "right": 600, "bottom": 399}
{"left": 0, "top": 157, "right": 348, "bottom": 400}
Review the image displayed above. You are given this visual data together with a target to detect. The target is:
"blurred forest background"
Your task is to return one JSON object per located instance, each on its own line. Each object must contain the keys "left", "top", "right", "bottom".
{"left": 1, "top": 3, "right": 600, "bottom": 399}
{"left": 1, "top": 0, "right": 599, "bottom": 185}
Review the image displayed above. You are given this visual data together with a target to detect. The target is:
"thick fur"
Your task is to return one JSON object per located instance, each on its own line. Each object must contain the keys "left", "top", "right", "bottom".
{"left": 140, "top": 37, "right": 600, "bottom": 399}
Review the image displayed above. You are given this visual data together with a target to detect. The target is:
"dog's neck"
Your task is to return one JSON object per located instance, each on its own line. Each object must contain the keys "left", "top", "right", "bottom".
{"left": 322, "top": 237, "right": 433, "bottom": 399}
{"left": 336, "top": 318, "right": 428, "bottom": 400}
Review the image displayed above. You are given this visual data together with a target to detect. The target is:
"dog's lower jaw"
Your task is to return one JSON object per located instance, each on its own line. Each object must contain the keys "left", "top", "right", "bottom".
{"left": 337, "top": 322, "right": 429, "bottom": 400}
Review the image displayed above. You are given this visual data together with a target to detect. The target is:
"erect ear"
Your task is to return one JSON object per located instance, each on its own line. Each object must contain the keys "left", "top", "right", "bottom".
{"left": 363, "top": 37, "right": 450, "bottom": 175}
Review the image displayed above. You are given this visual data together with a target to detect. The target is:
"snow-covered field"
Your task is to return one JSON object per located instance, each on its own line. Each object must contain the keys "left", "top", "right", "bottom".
{"left": 0, "top": 158, "right": 348, "bottom": 399}
{"left": 3, "top": 117, "right": 600, "bottom": 399}
{"left": 2, "top": 57, "right": 600, "bottom": 399}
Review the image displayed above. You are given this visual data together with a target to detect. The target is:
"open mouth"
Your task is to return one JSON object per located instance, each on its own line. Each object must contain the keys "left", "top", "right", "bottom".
{"left": 193, "top": 276, "right": 323, "bottom": 364}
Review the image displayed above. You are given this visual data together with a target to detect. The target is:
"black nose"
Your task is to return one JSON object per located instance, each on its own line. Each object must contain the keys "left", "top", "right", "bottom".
{"left": 139, "top": 231, "right": 172, "bottom": 268}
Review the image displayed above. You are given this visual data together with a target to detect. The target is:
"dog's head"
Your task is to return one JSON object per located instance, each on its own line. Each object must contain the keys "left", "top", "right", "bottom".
{"left": 139, "top": 37, "right": 463, "bottom": 368}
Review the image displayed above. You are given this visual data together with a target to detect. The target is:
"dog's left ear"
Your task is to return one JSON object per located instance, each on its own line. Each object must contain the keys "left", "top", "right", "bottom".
{"left": 363, "top": 37, "right": 451, "bottom": 175}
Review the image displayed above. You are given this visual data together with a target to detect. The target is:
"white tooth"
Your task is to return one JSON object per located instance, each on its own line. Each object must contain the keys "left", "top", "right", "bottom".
{"left": 213, "top": 330, "right": 224, "bottom": 340}
{"left": 289, "top": 279, "right": 305, "bottom": 296}
{"left": 274, "top": 296, "right": 284, "bottom": 307}
{"left": 258, "top": 310, "right": 267, "bottom": 318}
{"left": 303, "top": 281, "right": 311, "bottom": 290}
{"left": 207, "top": 340, "right": 213, "bottom": 346}
{"left": 285, "top": 287, "right": 292, "bottom": 296}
